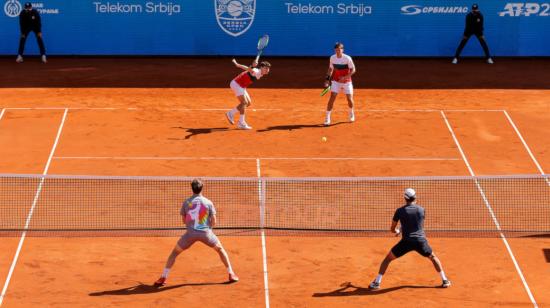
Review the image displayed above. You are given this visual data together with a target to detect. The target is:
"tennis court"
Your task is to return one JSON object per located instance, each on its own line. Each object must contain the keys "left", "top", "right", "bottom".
{"left": 0, "top": 61, "right": 549, "bottom": 307}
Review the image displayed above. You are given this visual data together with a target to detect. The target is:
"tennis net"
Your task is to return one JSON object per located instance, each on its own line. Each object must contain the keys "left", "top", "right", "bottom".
{"left": 0, "top": 174, "right": 549, "bottom": 237}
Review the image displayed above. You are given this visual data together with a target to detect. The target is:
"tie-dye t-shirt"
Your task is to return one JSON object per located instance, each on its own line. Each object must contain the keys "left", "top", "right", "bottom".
{"left": 180, "top": 195, "right": 216, "bottom": 231}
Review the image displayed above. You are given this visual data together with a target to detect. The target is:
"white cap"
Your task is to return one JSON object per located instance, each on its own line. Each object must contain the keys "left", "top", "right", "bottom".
{"left": 404, "top": 188, "right": 416, "bottom": 200}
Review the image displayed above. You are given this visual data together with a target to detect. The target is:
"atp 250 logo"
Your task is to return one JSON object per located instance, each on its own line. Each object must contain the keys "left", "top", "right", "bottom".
{"left": 499, "top": 2, "right": 550, "bottom": 16}
{"left": 215, "top": 0, "right": 255, "bottom": 37}
{"left": 4, "top": 0, "right": 22, "bottom": 18}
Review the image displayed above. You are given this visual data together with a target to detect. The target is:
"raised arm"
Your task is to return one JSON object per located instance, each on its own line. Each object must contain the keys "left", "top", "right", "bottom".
{"left": 232, "top": 59, "right": 258, "bottom": 73}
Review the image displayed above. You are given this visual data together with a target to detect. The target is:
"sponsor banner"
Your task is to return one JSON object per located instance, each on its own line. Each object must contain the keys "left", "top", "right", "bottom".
{"left": 0, "top": 0, "right": 549, "bottom": 56}
{"left": 400, "top": 4, "right": 468, "bottom": 15}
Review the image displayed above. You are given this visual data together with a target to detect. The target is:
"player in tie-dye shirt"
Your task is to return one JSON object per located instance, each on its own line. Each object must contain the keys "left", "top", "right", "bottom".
{"left": 154, "top": 179, "right": 239, "bottom": 287}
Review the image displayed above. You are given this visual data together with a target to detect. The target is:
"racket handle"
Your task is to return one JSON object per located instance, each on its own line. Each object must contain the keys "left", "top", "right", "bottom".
{"left": 255, "top": 50, "right": 263, "bottom": 63}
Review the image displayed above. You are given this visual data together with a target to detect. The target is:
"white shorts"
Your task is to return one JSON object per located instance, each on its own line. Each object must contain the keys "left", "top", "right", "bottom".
{"left": 331, "top": 80, "right": 354, "bottom": 95}
{"left": 230, "top": 80, "right": 248, "bottom": 97}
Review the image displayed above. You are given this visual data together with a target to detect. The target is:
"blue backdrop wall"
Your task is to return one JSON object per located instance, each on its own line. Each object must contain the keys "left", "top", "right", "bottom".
{"left": 1, "top": 0, "right": 549, "bottom": 56}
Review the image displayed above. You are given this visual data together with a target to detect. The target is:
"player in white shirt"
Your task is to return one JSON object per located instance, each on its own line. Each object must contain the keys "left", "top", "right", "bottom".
{"left": 323, "top": 42, "right": 356, "bottom": 126}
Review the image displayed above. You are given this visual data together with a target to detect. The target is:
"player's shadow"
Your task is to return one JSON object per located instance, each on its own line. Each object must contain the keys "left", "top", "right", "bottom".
{"left": 312, "top": 282, "right": 442, "bottom": 297}
{"left": 257, "top": 121, "right": 347, "bottom": 132}
{"left": 89, "top": 281, "right": 233, "bottom": 296}
{"left": 171, "top": 127, "right": 229, "bottom": 139}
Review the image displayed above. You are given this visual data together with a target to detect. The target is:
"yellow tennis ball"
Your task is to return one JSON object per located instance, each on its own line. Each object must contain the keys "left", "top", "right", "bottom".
{"left": 321, "top": 137, "right": 327, "bottom": 142}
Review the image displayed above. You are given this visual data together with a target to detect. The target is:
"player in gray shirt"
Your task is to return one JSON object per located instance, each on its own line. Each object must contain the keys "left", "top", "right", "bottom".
{"left": 368, "top": 188, "right": 451, "bottom": 290}
{"left": 154, "top": 179, "right": 239, "bottom": 287}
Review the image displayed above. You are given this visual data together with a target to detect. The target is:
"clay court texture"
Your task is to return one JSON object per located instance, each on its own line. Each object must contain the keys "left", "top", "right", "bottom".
{"left": 0, "top": 57, "right": 549, "bottom": 307}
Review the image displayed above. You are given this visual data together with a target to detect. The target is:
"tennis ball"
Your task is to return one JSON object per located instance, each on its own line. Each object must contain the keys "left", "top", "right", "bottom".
{"left": 321, "top": 137, "right": 327, "bottom": 142}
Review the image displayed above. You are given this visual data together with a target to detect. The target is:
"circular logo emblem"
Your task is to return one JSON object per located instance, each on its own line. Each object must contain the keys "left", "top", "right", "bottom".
{"left": 4, "top": 0, "right": 22, "bottom": 18}
{"left": 227, "top": 0, "right": 243, "bottom": 17}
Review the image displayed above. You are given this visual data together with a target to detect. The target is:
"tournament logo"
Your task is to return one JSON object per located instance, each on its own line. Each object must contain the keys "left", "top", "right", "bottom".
{"left": 215, "top": 0, "right": 256, "bottom": 37}
{"left": 4, "top": 0, "right": 22, "bottom": 18}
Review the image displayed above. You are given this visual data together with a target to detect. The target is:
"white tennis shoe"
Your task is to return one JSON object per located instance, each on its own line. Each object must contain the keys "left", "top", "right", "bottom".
{"left": 237, "top": 122, "right": 252, "bottom": 130}
{"left": 225, "top": 111, "right": 235, "bottom": 125}
{"left": 16, "top": 55, "right": 23, "bottom": 63}
{"left": 451, "top": 58, "right": 458, "bottom": 64}
{"left": 324, "top": 117, "right": 331, "bottom": 126}
{"left": 41, "top": 55, "right": 47, "bottom": 63}
{"left": 487, "top": 58, "right": 494, "bottom": 64}
{"left": 349, "top": 111, "right": 355, "bottom": 123}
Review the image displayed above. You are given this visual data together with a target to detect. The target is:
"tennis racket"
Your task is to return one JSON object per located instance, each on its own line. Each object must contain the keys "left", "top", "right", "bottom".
{"left": 255, "top": 34, "right": 269, "bottom": 62}
{"left": 320, "top": 85, "right": 331, "bottom": 97}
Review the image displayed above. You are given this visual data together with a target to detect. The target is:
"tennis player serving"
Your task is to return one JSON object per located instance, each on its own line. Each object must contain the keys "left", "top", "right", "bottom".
{"left": 323, "top": 42, "right": 356, "bottom": 126}
{"left": 225, "top": 59, "right": 271, "bottom": 130}
{"left": 368, "top": 188, "right": 451, "bottom": 290}
{"left": 154, "top": 179, "right": 239, "bottom": 287}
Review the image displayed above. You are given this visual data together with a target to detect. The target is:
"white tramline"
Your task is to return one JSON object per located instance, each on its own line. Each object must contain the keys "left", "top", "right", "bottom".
{"left": 0, "top": 109, "right": 68, "bottom": 306}
{"left": 440, "top": 111, "right": 538, "bottom": 308}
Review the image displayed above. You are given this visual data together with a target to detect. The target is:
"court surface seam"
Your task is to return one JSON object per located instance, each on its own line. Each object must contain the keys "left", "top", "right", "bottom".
{"left": 256, "top": 158, "right": 270, "bottom": 308}
{"left": 0, "top": 109, "right": 69, "bottom": 307}
{"left": 440, "top": 110, "right": 538, "bottom": 308}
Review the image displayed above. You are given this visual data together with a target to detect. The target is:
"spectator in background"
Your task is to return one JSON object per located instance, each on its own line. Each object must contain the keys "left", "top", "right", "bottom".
{"left": 16, "top": 2, "right": 47, "bottom": 63}
{"left": 452, "top": 4, "right": 493, "bottom": 64}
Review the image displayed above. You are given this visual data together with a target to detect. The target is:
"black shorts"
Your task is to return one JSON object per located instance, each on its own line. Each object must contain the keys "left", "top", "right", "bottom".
{"left": 391, "top": 238, "right": 433, "bottom": 258}
{"left": 21, "top": 28, "right": 41, "bottom": 35}
{"left": 464, "top": 31, "right": 483, "bottom": 38}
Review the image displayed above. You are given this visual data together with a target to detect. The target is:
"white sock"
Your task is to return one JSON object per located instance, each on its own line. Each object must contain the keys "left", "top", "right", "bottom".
{"left": 227, "top": 263, "right": 234, "bottom": 275}
{"left": 349, "top": 108, "right": 354, "bottom": 114}
{"left": 239, "top": 114, "right": 246, "bottom": 124}
{"left": 375, "top": 274, "right": 383, "bottom": 284}
{"left": 439, "top": 271, "right": 447, "bottom": 281}
{"left": 161, "top": 268, "right": 171, "bottom": 278}
{"left": 326, "top": 111, "right": 332, "bottom": 118}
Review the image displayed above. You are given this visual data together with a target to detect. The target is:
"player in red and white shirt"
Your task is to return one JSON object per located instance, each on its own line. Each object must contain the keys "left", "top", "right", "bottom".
{"left": 225, "top": 59, "right": 271, "bottom": 130}
{"left": 323, "top": 42, "right": 356, "bottom": 126}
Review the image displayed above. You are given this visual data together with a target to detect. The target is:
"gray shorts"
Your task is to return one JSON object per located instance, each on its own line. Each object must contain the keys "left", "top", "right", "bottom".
{"left": 177, "top": 229, "right": 220, "bottom": 250}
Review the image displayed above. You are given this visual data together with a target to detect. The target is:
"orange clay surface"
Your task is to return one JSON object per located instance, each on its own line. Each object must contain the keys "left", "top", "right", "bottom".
{"left": 0, "top": 58, "right": 549, "bottom": 307}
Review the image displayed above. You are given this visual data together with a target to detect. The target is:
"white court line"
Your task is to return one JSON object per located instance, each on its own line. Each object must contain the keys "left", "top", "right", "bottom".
{"left": 0, "top": 108, "right": 68, "bottom": 307}
{"left": 502, "top": 110, "right": 549, "bottom": 186}
{"left": 441, "top": 111, "right": 538, "bottom": 308}
{"left": 53, "top": 156, "right": 460, "bottom": 161}
{"left": 256, "top": 159, "right": 270, "bottom": 308}
{"left": 0, "top": 109, "right": 5, "bottom": 121}
{"left": 4, "top": 107, "right": 503, "bottom": 112}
